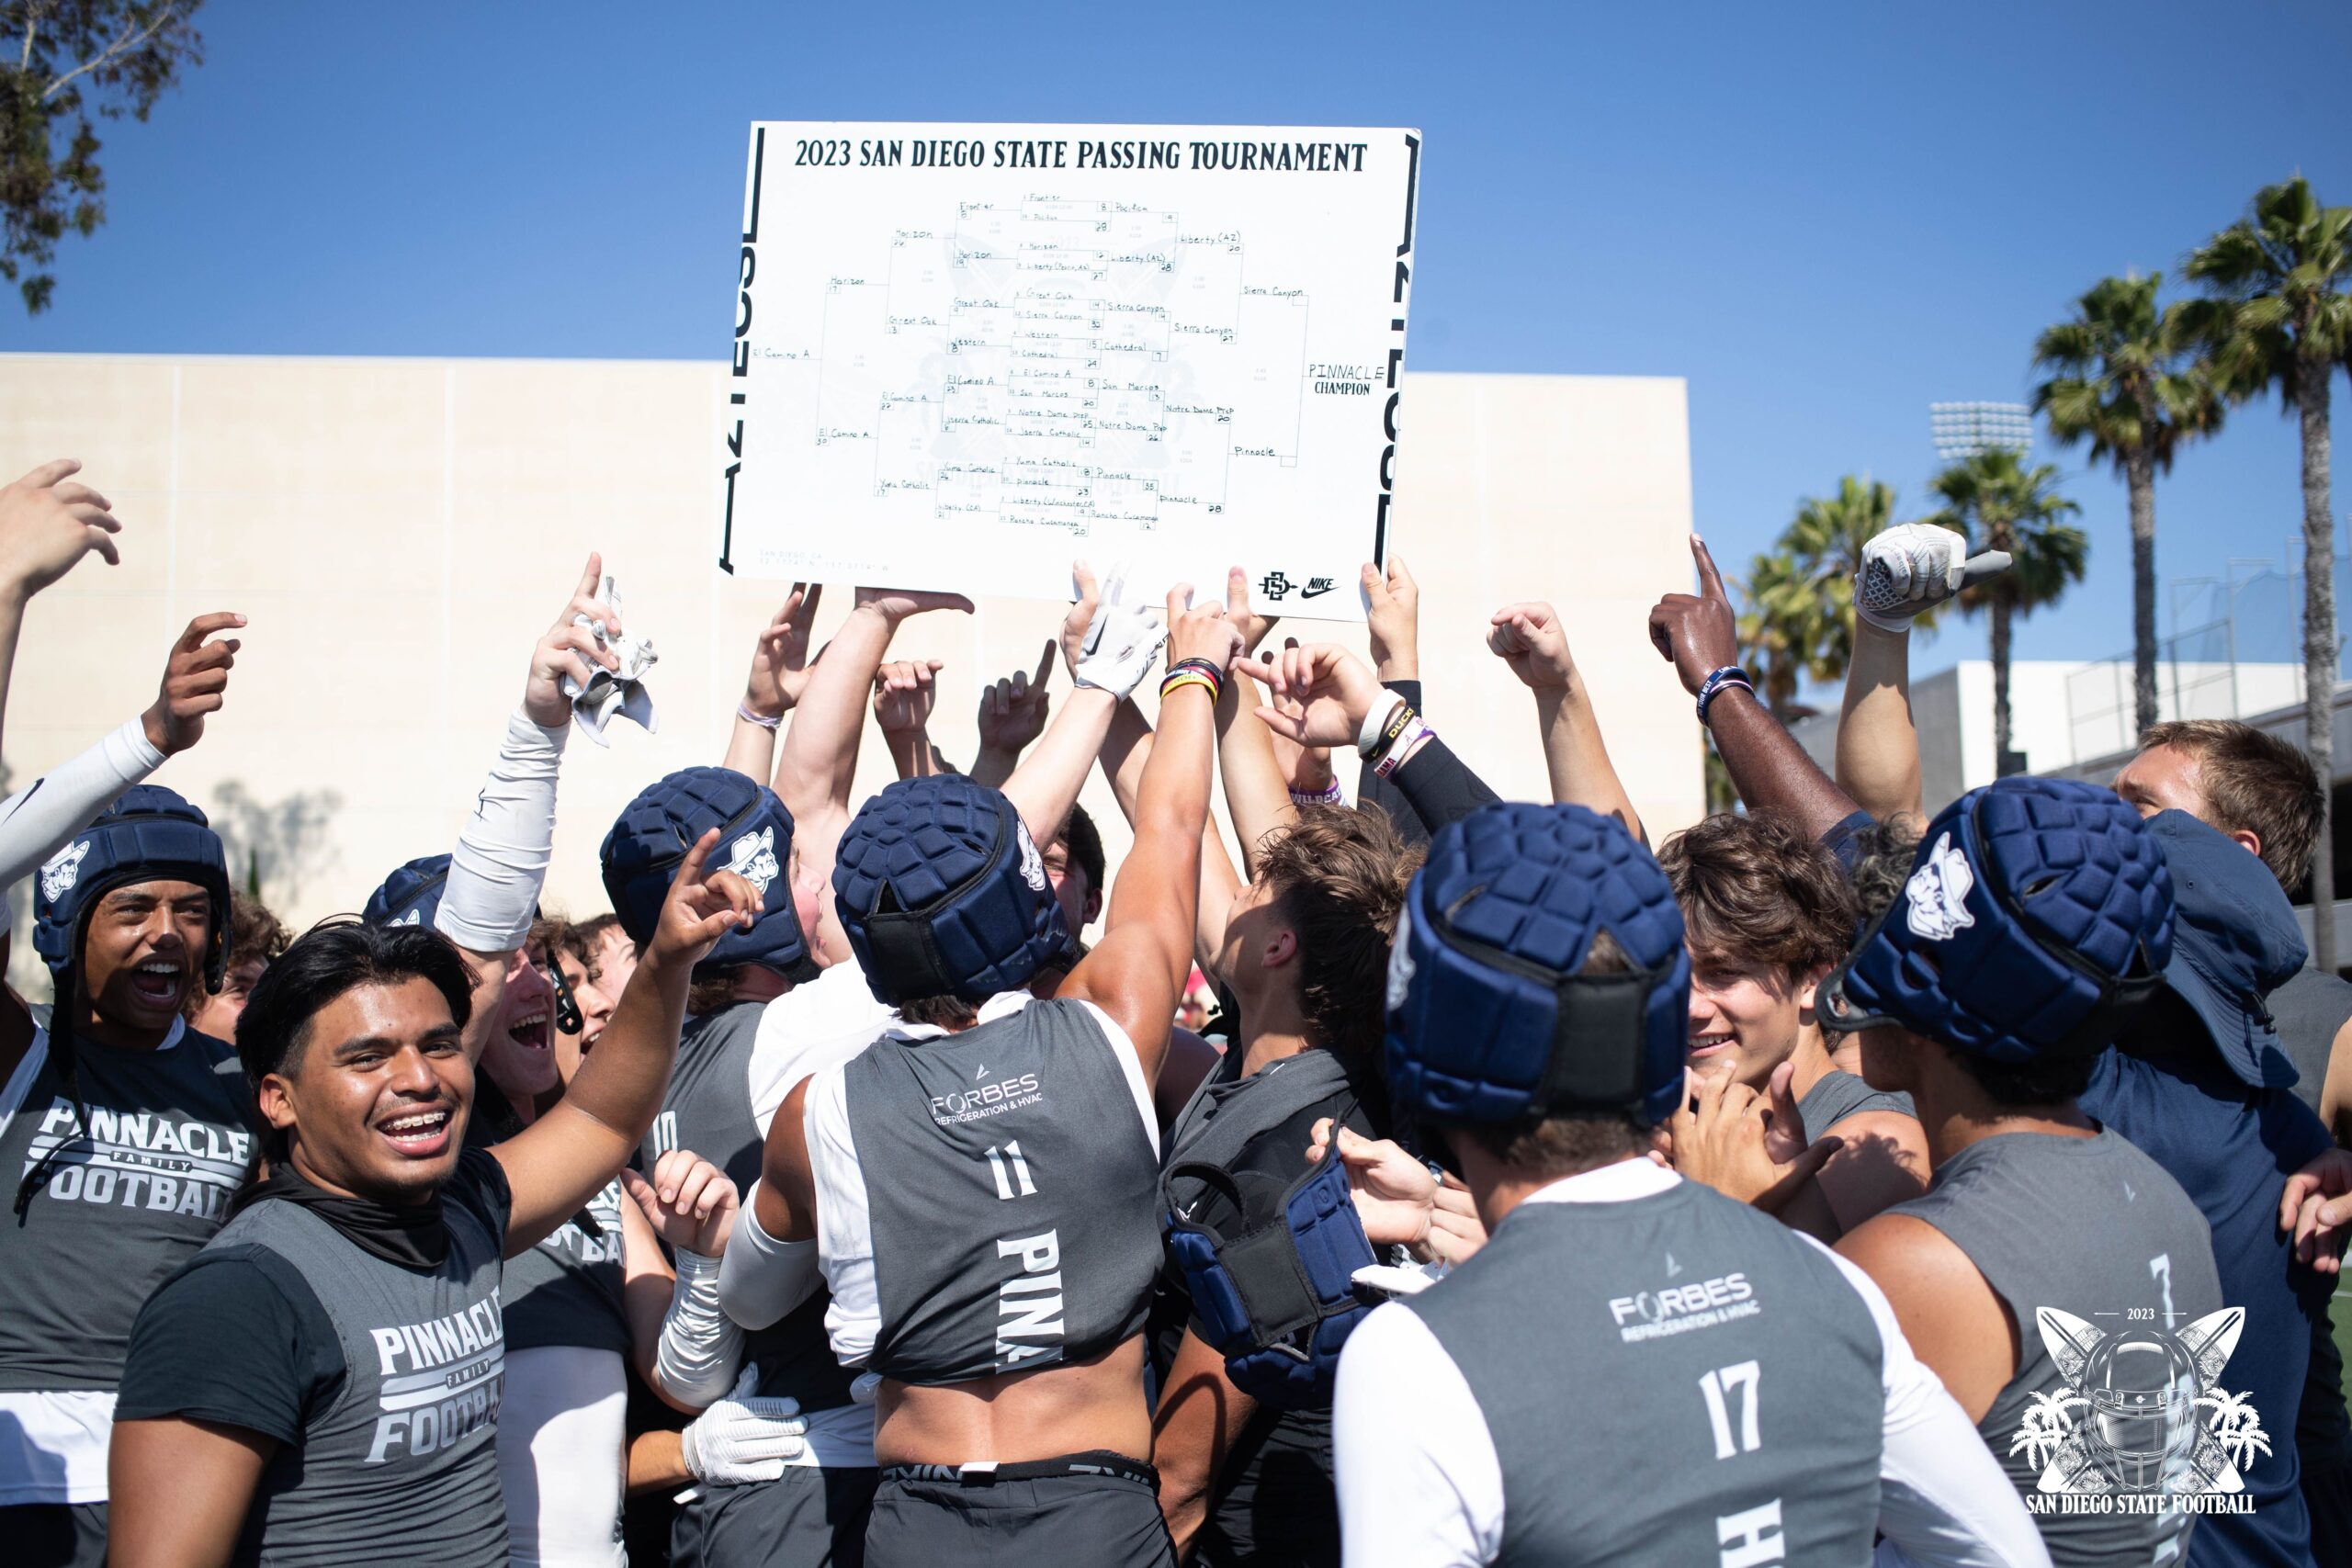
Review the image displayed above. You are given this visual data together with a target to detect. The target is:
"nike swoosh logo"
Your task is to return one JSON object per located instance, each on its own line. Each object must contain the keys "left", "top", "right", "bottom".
{"left": 1299, "top": 584, "right": 1336, "bottom": 599}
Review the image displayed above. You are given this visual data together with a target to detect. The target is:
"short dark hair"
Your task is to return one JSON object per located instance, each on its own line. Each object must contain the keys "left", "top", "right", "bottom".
{"left": 1453, "top": 931, "right": 1652, "bottom": 1176}
{"left": 237, "top": 919, "right": 475, "bottom": 1089}
{"left": 1944, "top": 1036, "right": 2098, "bottom": 1107}
{"left": 1255, "top": 805, "right": 1420, "bottom": 1070}
{"left": 2141, "top": 719, "right": 2324, "bottom": 892}
{"left": 1657, "top": 812, "right": 1854, "bottom": 976}
{"left": 1058, "top": 805, "right": 1105, "bottom": 897}
{"left": 687, "top": 965, "right": 741, "bottom": 1019}
{"left": 185, "top": 894, "right": 293, "bottom": 1020}
{"left": 574, "top": 911, "right": 625, "bottom": 948}
{"left": 1843, "top": 816, "right": 1924, "bottom": 933}
{"left": 529, "top": 915, "right": 594, "bottom": 973}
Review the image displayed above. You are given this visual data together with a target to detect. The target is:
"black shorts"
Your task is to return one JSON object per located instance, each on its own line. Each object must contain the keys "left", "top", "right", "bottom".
{"left": 865, "top": 1452, "right": 1175, "bottom": 1568}
{"left": 0, "top": 1503, "right": 107, "bottom": 1568}
{"left": 671, "top": 1466, "right": 879, "bottom": 1568}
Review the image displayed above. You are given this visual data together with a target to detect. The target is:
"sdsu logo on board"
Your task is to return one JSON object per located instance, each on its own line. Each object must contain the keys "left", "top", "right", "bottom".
{"left": 726, "top": 827, "right": 781, "bottom": 896}
{"left": 2008, "top": 1305, "right": 2262, "bottom": 1517}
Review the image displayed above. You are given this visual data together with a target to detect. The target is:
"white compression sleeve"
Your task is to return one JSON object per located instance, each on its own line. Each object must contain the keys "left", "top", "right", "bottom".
{"left": 653, "top": 1249, "right": 746, "bottom": 1410}
{"left": 718, "top": 1188, "right": 823, "bottom": 1332}
{"left": 434, "top": 710, "right": 567, "bottom": 954}
{"left": 0, "top": 716, "right": 168, "bottom": 936}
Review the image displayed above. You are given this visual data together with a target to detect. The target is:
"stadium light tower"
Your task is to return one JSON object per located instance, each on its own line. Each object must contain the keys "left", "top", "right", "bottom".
{"left": 1930, "top": 400, "right": 2033, "bottom": 460}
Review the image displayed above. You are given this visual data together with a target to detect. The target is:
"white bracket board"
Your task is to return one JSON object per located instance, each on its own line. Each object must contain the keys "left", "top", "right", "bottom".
{"left": 718, "top": 123, "right": 1420, "bottom": 621}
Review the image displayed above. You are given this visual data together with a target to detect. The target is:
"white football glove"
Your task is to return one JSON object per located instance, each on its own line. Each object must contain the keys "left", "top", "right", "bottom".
{"left": 1854, "top": 525, "right": 2010, "bottom": 633}
{"left": 679, "top": 1367, "right": 808, "bottom": 1484}
{"left": 1071, "top": 563, "right": 1167, "bottom": 700}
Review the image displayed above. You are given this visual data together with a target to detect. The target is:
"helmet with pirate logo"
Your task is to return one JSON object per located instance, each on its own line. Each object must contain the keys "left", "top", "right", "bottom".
{"left": 831, "top": 773, "right": 1069, "bottom": 1005}
{"left": 600, "top": 766, "right": 816, "bottom": 983}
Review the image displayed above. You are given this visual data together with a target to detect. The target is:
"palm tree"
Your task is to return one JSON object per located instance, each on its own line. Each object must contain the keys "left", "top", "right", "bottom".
{"left": 2185, "top": 177, "right": 2352, "bottom": 969}
{"left": 1736, "top": 476, "right": 1935, "bottom": 716}
{"left": 2031, "top": 273, "right": 2222, "bottom": 736}
{"left": 1924, "top": 451, "right": 2087, "bottom": 771}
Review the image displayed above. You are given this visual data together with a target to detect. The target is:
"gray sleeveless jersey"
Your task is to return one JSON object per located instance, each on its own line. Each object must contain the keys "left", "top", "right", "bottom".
{"left": 0, "top": 1023, "right": 253, "bottom": 1391}
{"left": 642, "top": 999, "right": 856, "bottom": 1411}
{"left": 206, "top": 1180, "right": 509, "bottom": 1566}
{"left": 502, "top": 1175, "right": 628, "bottom": 1355}
{"left": 1888, "top": 1129, "right": 2223, "bottom": 1567}
{"left": 1797, "top": 1068, "right": 1915, "bottom": 1138}
{"left": 839, "top": 998, "right": 1159, "bottom": 1384}
{"left": 1407, "top": 1180, "right": 1885, "bottom": 1565}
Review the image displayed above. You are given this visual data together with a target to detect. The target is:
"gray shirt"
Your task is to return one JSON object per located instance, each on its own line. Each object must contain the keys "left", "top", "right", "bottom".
{"left": 0, "top": 1020, "right": 253, "bottom": 1392}
{"left": 823, "top": 996, "right": 1160, "bottom": 1383}
{"left": 118, "top": 1149, "right": 513, "bottom": 1567}
{"left": 1890, "top": 1127, "right": 2225, "bottom": 1567}
{"left": 643, "top": 999, "right": 855, "bottom": 1411}
{"left": 1797, "top": 1067, "right": 1915, "bottom": 1139}
{"left": 1399, "top": 1174, "right": 1885, "bottom": 1565}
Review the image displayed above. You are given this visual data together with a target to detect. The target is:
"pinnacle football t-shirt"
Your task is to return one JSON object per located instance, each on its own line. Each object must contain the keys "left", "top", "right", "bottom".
{"left": 115, "top": 1148, "right": 514, "bottom": 1567}
{"left": 0, "top": 1018, "right": 254, "bottom": 1505}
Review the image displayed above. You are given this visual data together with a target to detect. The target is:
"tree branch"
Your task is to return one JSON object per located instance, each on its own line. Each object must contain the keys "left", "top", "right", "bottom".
{"left": 42, "top": 1, "right": 178, "bottom": 104}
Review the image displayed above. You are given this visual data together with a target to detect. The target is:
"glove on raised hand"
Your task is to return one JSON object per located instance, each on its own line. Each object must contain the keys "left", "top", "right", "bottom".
{"left": 1071, "top": 564, "right": 1167, "bottom": 699}
{"left": 679, "top": 1367, "right": 809, "bottom": 1484}
{"left": 1855, "top": 524, "right": 2010, "bottom": 633}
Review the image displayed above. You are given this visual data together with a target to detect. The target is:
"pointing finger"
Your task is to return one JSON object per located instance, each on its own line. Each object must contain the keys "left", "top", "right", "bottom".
{"left": 177, "top": 612, "right": 246, "bottom": 650}
{"left": 674, "top": 827, "right": 721, "bottom": 891}
{"left": 24, "top": 457, "right": 80, "bottom": 487}
{"left": 1690, "top": 536, "right": 1728, "bottom": 602}
{"left": 1030, "top": 638, "right": 1055, "bottom": 689}
{"left": 573, "top": 551, "right": 604, "bottom": 604}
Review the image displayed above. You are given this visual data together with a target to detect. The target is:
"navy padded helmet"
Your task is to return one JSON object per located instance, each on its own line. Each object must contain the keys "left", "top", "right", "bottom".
{"left": 832, "top": 774, "right": 1069, "bottom": 1006}
{"left": 1821, "top": 777, "right": 2173, "bottom": 1062}
{"left": 362, "top": 853, "right": 453, "bottom": 930}
{"left": 1385, "top": 802, "right": 1690, "bottom": 1130}
{"left": 33, "top": 784, "right": 232, "bottom": 993}
{"left": 600, "top": 766, "right": 813, "bottom": 981}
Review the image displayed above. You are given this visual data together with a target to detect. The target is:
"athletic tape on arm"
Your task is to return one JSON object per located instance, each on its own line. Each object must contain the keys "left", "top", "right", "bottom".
{"left": 435, "top": 710, "right": 568, "bottom": 954}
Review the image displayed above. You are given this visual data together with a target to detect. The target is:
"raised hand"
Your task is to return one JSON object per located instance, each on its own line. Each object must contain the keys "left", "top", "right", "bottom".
{"left": 1070, "top": 562, "right": 1167, "bottom": 699}
{"left": 1058, "top": 560, "right": 1102, "bottom": 679}
{"left": 1234, "top": 642, "right": 1388, "bottom": 748}
{"left": 854, "top": 584, "right": 975, "bottom": 626}
{"left": 621, "top": 1149, "right": 741, "bottom": 1258}
{"left": 872, "top": 658, "right": 942, "bottom": 738}
{"left": 743, "top": 583, "right": 821, "bottom": 721}
{"left": 523, "top": 553, "right": 626, "bottom": 729}
{"left": 1646, "top": 535, "right": 1743, "bottom": 697}
{"left": 1855, "top": 523, "right": 2007, "bottom": 633}
{"left": 1363, "top": 556, "right": 1419, "bottom": 681}
{"left": 142, "top": 613, "right": 246, "bottom": 756}
{"left": 1668, "top": 1064, "right": 1838, "bottom": 1213}
{"left": 0, "top": 458, "right": 121, "bottom": 601}
{"left": 978, "top": 640, "right": 1055, "bottom": 754}
{"left": 649, "top": 829, "right": 762, "bottom": 968}
{"left": 1226, "top": 566, "right": 1281, "bottom": 656}
{"left": 1167, "top": 581, "right": 1243, "bottom": 675}
{"left": 1487, "top": 601, "right": 1577, "bottom": 691}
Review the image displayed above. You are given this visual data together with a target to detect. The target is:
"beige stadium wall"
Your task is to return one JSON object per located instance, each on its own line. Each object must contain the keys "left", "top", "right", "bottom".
{"left": 0, "top": 354, "right": 1698, "bottom": 987}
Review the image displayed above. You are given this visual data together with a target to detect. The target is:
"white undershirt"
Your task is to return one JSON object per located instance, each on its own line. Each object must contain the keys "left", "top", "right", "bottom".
{"left": 0, "top": 1021, "right": 189, "bottom": 1505}
{"left": 1329, "top": 1157, "right": 2052, "bottom": 1568}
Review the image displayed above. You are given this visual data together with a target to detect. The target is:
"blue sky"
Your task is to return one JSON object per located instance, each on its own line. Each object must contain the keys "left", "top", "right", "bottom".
{"left": 4, "top": 0, "right": 2346, "bottom": 678}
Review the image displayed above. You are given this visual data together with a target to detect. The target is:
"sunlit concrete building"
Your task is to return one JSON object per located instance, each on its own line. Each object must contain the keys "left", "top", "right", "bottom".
{"left": 0, "top": 354, "right": 1701, "bottom": 984}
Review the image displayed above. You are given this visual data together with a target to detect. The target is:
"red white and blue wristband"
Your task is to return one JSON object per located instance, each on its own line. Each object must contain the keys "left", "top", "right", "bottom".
{"left": 1694, "top": 666, "right": 1753, "bottom": 727}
